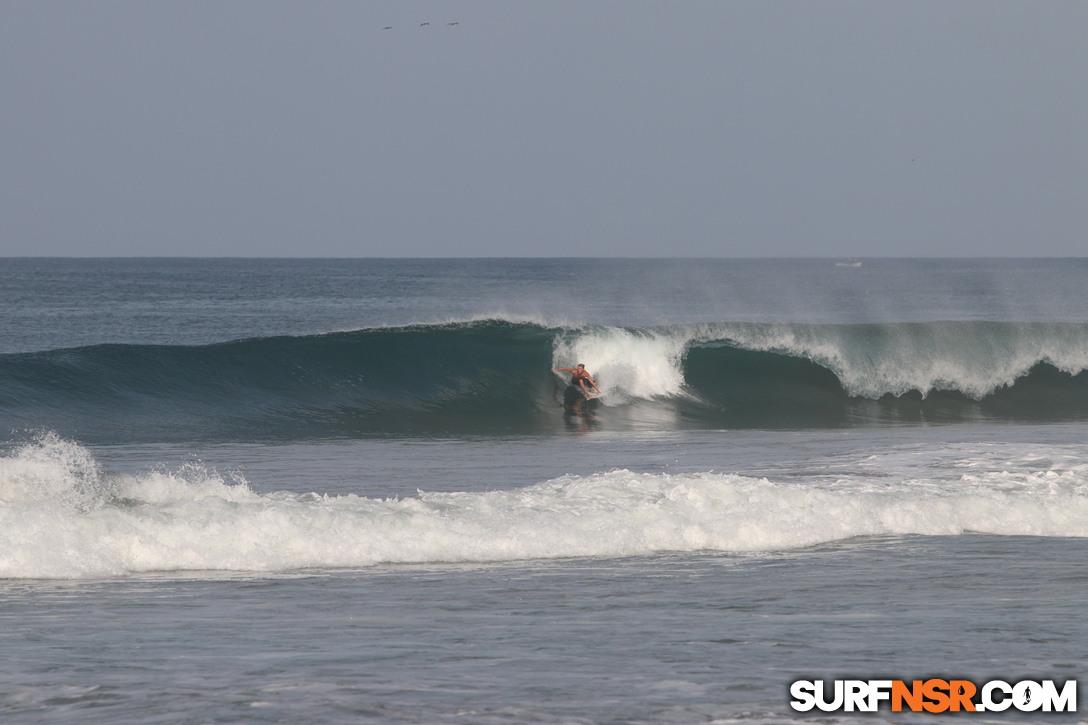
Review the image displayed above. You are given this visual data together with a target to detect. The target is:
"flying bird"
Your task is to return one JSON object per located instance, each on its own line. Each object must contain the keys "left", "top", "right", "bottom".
{"left": 420, "top": 22, "right": 429, "bottom": 26}
{"left": 383, "top": 26, "right": 392, "bottom": 30}
{"left": 448, "top": 22, "right": 458, "bottom": 25}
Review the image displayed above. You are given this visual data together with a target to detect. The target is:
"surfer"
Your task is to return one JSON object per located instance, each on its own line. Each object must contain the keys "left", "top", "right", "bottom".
{"left": 553, "top": 364, "right": 600, "bottom": 400}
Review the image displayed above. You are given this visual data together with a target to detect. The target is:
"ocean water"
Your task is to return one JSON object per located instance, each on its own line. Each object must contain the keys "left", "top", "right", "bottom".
{"left": 2, "top": 258, "right": 1087, "bottom": 723}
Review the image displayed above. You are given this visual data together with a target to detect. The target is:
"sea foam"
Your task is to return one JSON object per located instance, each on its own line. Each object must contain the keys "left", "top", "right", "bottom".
{"left": 3, "top": 435, "right": 1088, "bottom": 579}
{"left": 552, "top": 326, "right": 688, "bottom": 402}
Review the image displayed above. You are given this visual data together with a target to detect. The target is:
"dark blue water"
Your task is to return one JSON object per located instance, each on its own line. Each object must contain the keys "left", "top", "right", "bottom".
{"left": 4, "top": 259, "right": 1088, "bottom": 355}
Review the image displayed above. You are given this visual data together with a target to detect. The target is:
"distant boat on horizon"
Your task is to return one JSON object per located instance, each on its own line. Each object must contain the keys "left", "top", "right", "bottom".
{"left": 835, "top": 260, "right": 862, "bottom": 267}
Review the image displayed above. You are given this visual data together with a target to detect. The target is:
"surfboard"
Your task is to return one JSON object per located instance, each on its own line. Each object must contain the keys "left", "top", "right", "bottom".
{"left": 586, "top": 390, "right": 603, "bottom": 400}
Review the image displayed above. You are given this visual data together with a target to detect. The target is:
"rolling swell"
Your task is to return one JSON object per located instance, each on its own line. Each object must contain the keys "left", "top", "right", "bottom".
{"left": 4, "top": 320, "right": 1088, "bottom": 442}
{"left": 0, "top": 321, "right": 559, "bottom": 441}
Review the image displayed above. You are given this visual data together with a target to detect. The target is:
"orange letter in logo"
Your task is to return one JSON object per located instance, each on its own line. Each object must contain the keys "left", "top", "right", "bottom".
{"left": 922, "top": 679, "right": 950, "bottom": 713}
{"left": 949, "top": 680, "right": 977, "bottom": 712}
{"left": 892, "top": 681, "right": 924, "bottom": 712}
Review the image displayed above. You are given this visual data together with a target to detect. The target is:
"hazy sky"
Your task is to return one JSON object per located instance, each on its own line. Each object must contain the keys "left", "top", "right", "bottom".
{"left": 2, "top": 1, "right": 1085, "bottom": 257}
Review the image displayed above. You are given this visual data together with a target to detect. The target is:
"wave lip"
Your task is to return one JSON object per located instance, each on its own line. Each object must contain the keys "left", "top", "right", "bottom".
{"left": 4, "top": 436, "right": 1088, "bottom": 579}
{"left": 4, "top": 319, "right": 1088, "bottom": 441}
{"left": 704, "top": 320, "right": 1088, "bottom": 399}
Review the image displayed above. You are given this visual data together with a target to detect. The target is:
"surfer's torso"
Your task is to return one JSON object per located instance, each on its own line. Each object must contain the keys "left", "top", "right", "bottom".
{"left": 571, "top": 370, "right": 591, "bottom": 385}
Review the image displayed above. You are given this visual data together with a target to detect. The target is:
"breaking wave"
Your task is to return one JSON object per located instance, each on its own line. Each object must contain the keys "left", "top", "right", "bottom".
{"left": 4, "top": 319, "right": 1088, "bottom": 442}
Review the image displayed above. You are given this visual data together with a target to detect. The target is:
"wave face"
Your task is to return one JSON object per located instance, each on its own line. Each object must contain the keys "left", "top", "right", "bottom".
{"left": 4, "top": 320, "right": 1088, "bottom": 442}
{"left": 4, "top": 435, "right": 1088, "bottom": 579}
